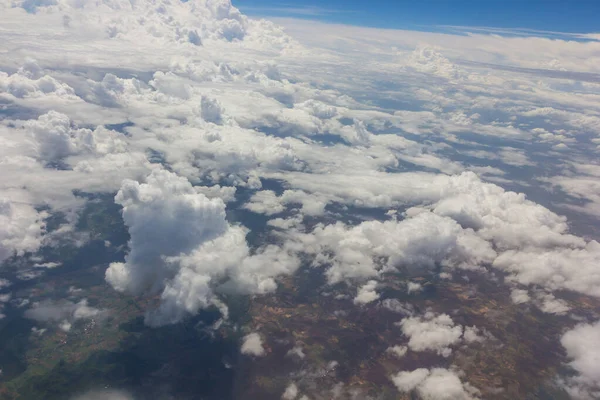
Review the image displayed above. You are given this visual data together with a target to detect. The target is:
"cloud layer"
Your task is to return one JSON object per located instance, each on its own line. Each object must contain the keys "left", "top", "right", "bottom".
{"left": 1, "top": 0, "right": 600, "bottom": 396}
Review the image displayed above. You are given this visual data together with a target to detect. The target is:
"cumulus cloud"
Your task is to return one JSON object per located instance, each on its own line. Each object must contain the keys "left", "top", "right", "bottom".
{"left": 71, "top": 390, "right": 134, "bottom": 400}
{"left": 286, "top": 345, "right": 305, "bottom": 359}
{"left": 387, "top": 345, "right": 408, "bottom": 358}
{"left": 493, "top": 243, "right": 600, "bottom": 297}
{"left": 561, "top": 321, "right": 600, "bottom": 399}
{"left": 282, "top": 383, "right": 299, "bottom": 400}
{"left": 241, "top": 332, "right": 265, "bottom": 356}
{"left": 25, "top": 111, "right": 127, "bottom": 162}
{"left": 244, "top": 189, "right": 327, "bottom": 217}
{"left": 5, "top": 0, "right": 296, "bottom": 49}
{"left": 398, "top": 312, "right": 463, "bottom": 357}
{"left": 510, "top": 288, "right": 531, "bottom": 304}
{"left": 279, "top": 169, "right": 600, "bottom": 304}
{"left": 105, "top": 169, "right": 299, "bottom": 326}
{"left": 0, "top": 64, "right": 75, "bottom": 99}
{"left": 105, "top": 169, "right": 230, "bottom": 294}
{"left": 353, "top": 280, "right": 380, "bottom": 305}
{"left": 0, "top": 198, "right": 46, "bottom": 263}
{"left": 535, "top": 292, "right": 570, "bottom": 315}
{"left": 391, "top": 368, "right": 478, "bottom": 400}
{"left": 288, "top": 209, "right": 495, "bottom": 284}
{"left": 407, "top": 282, "right": 423, "bottom": 294}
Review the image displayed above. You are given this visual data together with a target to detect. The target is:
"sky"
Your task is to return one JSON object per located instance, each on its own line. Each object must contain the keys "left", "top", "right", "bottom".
{"left": 236, "top": 0, "right": 600, "bottom": 34}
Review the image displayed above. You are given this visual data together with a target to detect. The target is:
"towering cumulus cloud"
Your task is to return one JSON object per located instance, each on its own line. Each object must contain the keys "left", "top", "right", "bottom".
{"left": 3, "top": 0, "right": 294, "bottom": 50}
{"left": 106, "top": 169, "right": 298, "bottom": 326}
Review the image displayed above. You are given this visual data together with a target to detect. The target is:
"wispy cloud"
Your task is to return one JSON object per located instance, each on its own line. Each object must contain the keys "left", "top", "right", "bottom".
{"left": 437, "top": 25, "right": 600, "bottom": 42}
{"left": 238, "top": 4, "right": 351, "bottom": 18}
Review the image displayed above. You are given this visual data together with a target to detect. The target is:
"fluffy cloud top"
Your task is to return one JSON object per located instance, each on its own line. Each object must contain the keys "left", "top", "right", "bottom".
{"left": 289, "top": 210, "right": 495, "bottom": 284}
{"left": 71, "top": 390, "right": 134, "bottom": 400}
{"left": 105, "top": 169, "right": 298, "bottom": 326}
{"left": 25, "top": 111, "right": 127, "bottom": 162}
{"left": 4, "top": 0, "right": 294, "bottom": 48}
{"left": 391, "top": 368, "right": 478, "bottom": 400}
{"left": 241, "top": 332, "right": 266, "bottom": 357}
{"left": 353, "top": 280, "right": 380, "bottom": 305}
{"left": 0, "top": 198, "right": 46, "bottom": 263}
{"left": 398, "top": 312, "right": 463, "bottom": 357}
{"left": 561, "top": 321, "right": 600, "bottom": 398}
{"left": 282, "top": 383, "right": 299, "bottom": 400}
{"left": 105, "top": 169, "right": 230, "bottom": 294}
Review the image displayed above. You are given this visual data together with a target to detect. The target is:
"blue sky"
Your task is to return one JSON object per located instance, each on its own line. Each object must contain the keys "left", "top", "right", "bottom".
{"left": 236, "top": 0, "right": 600, "bottom": 34}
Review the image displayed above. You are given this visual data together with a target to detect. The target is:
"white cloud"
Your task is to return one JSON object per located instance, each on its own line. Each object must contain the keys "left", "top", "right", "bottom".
{"left": 353, "top": 280, "right": 380, "bottom": 305}
{"left": 106, "top": 169, "right": 299, "bottom": 326}
{"left": 510, "top": 288, "right": 531, "bottom": 304}
{"left": 381, "top": 299, "right": 415, "bottom": 316}
{"left": 282, "top": 383, "right": 299, "bottom": 400}
{"left": 0, "top": 5, "right": 599, "bottom": 398}
{"left": 0, "top": 65, "right": 76, "bottom": 99}
{"left": 286, "top": 345, "right": 305, "bottom": 359}
{"left": 463, "top": 326, "right": 486, "bottom": 344}
{"left": 561, "top": 321, "right": 600, "bottom": 399}
{"left": 24, "top": 298, "right": 104, "bottom": 331}
{"left": 391, "top": 368, "right": 478, "bottom": 400}
{"left": 288, "top": 209, "right": 495, "bottom": 284}
{"left": 387, "top": 345, "right": 408, "bottom": 358}
{"left": 398, "top": 312, "right": 463, "bottom": 357}
{"left": 25, "top": 111, "right": 127, "bottom": 162}
{"left": 105, "top": 169, "right": 231, "bottom": 294}
{"left": 241, "top": 332, "right": 265, "bottom": 357}
{"left": 407, "top": 282, "right": 423, "bottom": 294}
{"left": 245, "top": 189, "right": 327, "bottom": 217}
{"left": 535, "top": 292, "right": 570, "bottom": 315}
{"left": 492, "top": 242, "right": 600, "bottom": 297}
{"left": 71, "top": 390, "right": 134, "bottom": 400}
{"left": 244, "top": 190, "right": 286, "bottom": 215}
{"left": 0, "top": 197, "right": 46, "bottom": 263}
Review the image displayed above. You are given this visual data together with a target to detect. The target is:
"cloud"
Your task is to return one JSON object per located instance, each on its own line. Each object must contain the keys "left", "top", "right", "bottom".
{"left": 535, "top": 292, "right": 570, "bottom": 315}
{"left": 353, "top": 280, "right": 380, "bottom": 305}
{"left": 387, "top": 345, "right": 408, "bottom": 358}
{"left": 25, "top": 111, "right": 127, "bottom": 162}
{"left": 0, "top": 64, "right": 75, "bottom": 99}
{"left": 282, "top": 383, "right": 299, "bottom": 400}
{"left": 105, "top": 169, "right": 299, "bottom": 326}
{"left": 492, "top": 242, "right": 600, "bottom": 297}
{"left": 510, "top": 288, "right": 531, "bottom": 304}
{"left": 0, "top": 197, "right": 46, "bottom": 263}
{"left": 0, "top": 5, "right": 599, "bottom": 399}
{"left": 5, "top": 0, "right": 294, "bottom": 48}
{"left": 24, "top": 298, "right": 104, "bottom": 331}
{"left": 71, "top": 390, "right": 134, "bottom": 400}
{"left": 391, "top": 368, "right": 479, "bottom": 400}
{"left": 407, "top": 282, "right": 423, "bottom": 294}
{"left": 245, "top": 189, "right": 328, "bottom": 217}
{"left": 244, "top": 190, "right": 286, "bottom": 216}
{"left": 561, "top": 321, "right": 600, "bottom": 399}
{"left": 398, "top": 312, "right": 463, "bottom": 357}
{"left": 288, "top": 209, "right": 495, "bottom": 284}
{"left": 241, "top": 332, "right": 266, "bottom": 357}
{"left": 105, "top": 168, "right": 230, "bottom": 294}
